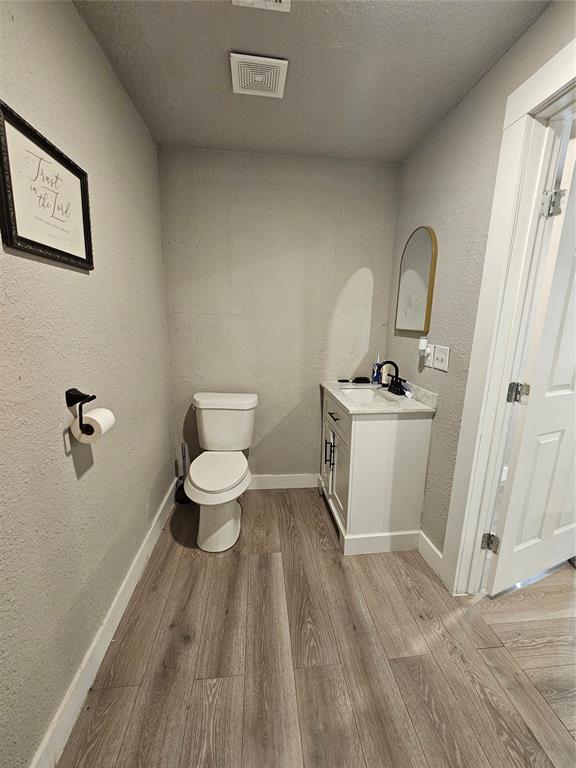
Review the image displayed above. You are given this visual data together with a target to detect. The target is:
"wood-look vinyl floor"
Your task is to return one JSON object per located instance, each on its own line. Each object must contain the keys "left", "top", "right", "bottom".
{"left": 57, "top": 489, "right": 576, "bottom": 768}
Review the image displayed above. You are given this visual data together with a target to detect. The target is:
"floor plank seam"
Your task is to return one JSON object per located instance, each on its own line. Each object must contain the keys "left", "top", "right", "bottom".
{"left": 474, "top": 642, "right": 506, "bottom": 650}
{"left": 239, "top": 672, "right": 247, "bottom": 768}
{"left": 134, "top": 531, "right": 188, "bottom": 687}
{"left": 292, "top": 664, "right": 307, "bottom": 768}
{"left": 89, "top": 682, "right": 141, "bottom": 691}
{"left": 310, "top": 543, "right": 374, "bottom": 768}
{"left": 480, "top": 646, "right": 576, "bottom": 768}
{"left": 239, "top": 553, "right": 249, "bottom": 768}
{"left": 353, "top": 554, "right": 430, "bottom": 661}
{"left": 515, "top": 660, "right": 576, "bottom": 672}
{"left": 519, "top": 667, "right": 576, "bottom": 732}
{"left": 104, "top": 529, "right": 191, "bottom": 768}
{"left": 109, "top": 686, "right": 141, "bottom": 768}
{"left": 340, "top": 673, "right": 369, "bottom": 768}
{"left": 514, "top": 690, "right": 576, "bottom": 767}
{"left": 194, "top": 671, "right": 245, "bottom": 681}
{"left": 308, "top": 536, "right": 344, "bottom": 670}
{"left": 391, "top": 653, "right": 486, "bottom": 768}
{"left": 280, "top": 548, "right": 307, "bottom": 768}
{"left": 388, "top": 665, "right": 433, "bottom": 768}
{"left": 177, "top": 554, "right": 216, "bottom": 768}
{"left": 494, "top": 616, "right": 576, "bottom": 627}
{"left": 314, "top": 556, "right": 369, "bottom": 768}
{"left": 293, "top": 660, "right": 341, "bottom": 670}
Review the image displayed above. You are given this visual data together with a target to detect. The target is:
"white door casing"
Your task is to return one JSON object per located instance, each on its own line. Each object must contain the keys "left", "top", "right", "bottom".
{"left": 441, "top": 40, "right": 576, "bottom": 595}
{"left": 488, "top": 124, "right": 576, "bottom": 595}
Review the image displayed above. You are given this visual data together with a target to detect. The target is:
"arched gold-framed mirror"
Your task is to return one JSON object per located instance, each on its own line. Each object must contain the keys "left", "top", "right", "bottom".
{"left": 395, "top": 226, "right": 438, "bottom": 334}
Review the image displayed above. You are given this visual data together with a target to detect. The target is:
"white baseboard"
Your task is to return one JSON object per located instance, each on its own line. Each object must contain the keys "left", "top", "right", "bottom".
{"left": 29, "top": 479, "right": 177, "bottom": 768}
{"left": 249, "top": 473, "right": 319, "bottom": 490}
{"left": 342, "top": 530, "right": 421, "bottom": 555}
{"left": 418, "top": 530, "right": 443, "bottom": 576}
{"left": 318, "top": 482, "right": 420, "bottom": 554}
{"left": 319, "top": 481, "right": 443, "bottom": 559}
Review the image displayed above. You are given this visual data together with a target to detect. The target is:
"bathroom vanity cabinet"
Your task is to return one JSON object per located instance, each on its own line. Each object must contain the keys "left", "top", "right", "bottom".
{"left": 320, "top": 382, "right": 435, "bottom": 554}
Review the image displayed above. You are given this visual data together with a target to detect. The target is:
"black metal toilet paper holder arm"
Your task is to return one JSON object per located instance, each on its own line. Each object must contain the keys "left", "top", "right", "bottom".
{"left": 65, "top": 388, "right": 97, "bottom": 434}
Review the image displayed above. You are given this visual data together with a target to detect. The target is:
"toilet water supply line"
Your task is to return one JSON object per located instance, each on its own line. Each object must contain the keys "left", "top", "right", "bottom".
{"left": 175, "top": 442, "right": 191, "bottom": 503}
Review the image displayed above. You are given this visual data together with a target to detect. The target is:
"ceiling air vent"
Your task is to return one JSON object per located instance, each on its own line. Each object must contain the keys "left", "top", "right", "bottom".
{"left": 230, "top": 53, "right": 288, "bottom": 99}
{"left": 232, "top": 0, "right": 291, "bottom": 12}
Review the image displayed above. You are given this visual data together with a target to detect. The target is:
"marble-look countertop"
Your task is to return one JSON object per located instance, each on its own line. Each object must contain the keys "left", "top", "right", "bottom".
{"left": 321, "top": 381, "right": 437, "bottom": 416}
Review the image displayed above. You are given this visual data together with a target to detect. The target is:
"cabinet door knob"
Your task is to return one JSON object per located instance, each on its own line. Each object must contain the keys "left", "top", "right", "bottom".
{"left": 328, "top": 411, "right": 340, "bottom": 421}
{"left": 324, "top": 439, "right": 332, "bottom": 464}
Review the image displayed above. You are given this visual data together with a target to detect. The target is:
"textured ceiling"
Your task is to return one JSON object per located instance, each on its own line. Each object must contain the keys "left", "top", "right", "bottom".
{"left": 76, "top": 0, "right": 547, "bottom": 161}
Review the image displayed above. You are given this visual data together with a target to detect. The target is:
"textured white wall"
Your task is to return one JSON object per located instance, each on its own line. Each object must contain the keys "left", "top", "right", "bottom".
{"left": 160, "top": 149, "right": 398, "bottom": 474}
{"left": 385, "top": 1, "right": 576, "bottom": 550}
{"left": 0, "top": 3, "right": 172, "bottom": 767}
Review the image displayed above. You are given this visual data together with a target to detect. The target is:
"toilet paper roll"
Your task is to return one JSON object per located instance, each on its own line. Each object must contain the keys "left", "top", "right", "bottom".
{"left": 71, "top": 408, "right": 115, "bottom": 444}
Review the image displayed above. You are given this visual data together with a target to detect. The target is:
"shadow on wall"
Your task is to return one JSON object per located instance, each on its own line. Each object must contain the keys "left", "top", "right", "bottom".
{"left": 183, "top": 404, "right": 202, "bottom": 460}
{"left": 63, "top": 424, "right": 173, "bottom": 527}
{"left": 175, "top": 265, "right": 384, "bottom": 475}
{"left": 324, "top": 267, "right": 375, "bottom": 377}
{"left": 27, "top": 461, "right": 174, "bottom": 718}
{"left": 62, "top": 428, "right": 94, "bottom": 479}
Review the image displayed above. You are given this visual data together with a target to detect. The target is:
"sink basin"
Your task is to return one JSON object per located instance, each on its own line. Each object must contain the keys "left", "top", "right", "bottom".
{"left": 340, "top": 387, "right": 403, "bottom": 405}
{"left": 323, "top": 380, "right": 436, "bottom": 418}
{"left": 340, "top": 387, "right": 380, "bottom": 404}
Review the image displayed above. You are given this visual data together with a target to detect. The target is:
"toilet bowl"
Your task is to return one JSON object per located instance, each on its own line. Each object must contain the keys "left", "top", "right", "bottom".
{"left": 184, "top": 451, "right": 251, "bottom": 551}
{"left": 184, "top": 392, "right": 258, "bottom": 552}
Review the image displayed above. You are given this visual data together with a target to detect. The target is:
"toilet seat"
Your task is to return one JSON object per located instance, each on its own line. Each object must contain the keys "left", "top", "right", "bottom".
{"left": 184, "top": 451, "right": 251, "bottom": 506}
{"left": 190, "top": 451, "right": 248, "bottom": 493}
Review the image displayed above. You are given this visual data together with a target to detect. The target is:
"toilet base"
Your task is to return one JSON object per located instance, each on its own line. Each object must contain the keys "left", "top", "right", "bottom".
{"left": 198, "top": 499, "right": 242, "bottom": 552}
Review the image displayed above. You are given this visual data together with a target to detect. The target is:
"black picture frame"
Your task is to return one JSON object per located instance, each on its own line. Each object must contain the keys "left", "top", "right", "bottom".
{"left": 0, "top": 100, "right": 94, "bottom": 270}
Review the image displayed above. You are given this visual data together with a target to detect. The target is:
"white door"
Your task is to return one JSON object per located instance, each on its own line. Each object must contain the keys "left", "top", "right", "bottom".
{"left": 488, "top": 120, "right": 576, "bottom": 595}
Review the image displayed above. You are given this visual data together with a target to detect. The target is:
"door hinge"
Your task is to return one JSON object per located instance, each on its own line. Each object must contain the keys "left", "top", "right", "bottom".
{"left": 507, "top": 381, "right": 530, "bottom": 403}
{"left": 541, "top": 188, "right": 566, "bottom": 218}
{"left": 481, "top": 531, "right": 500, "bottom": 554}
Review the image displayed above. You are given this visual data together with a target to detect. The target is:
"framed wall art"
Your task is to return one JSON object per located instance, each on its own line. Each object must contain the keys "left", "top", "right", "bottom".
{"left": 0, "top": 101, "right": 93, "bottom": 270}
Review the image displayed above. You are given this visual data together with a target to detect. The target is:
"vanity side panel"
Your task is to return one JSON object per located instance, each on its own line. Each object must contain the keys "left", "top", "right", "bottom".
{"left": 348, "top": 415, "right": 432, "bottom": 538}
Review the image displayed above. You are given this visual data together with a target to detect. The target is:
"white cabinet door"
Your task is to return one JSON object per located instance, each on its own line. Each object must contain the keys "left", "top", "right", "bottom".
{"left": 321, "top": 417, "right": 333, "bottom": 495}
{"left": 330, "top": 431, "right": 350, "bottom": 528}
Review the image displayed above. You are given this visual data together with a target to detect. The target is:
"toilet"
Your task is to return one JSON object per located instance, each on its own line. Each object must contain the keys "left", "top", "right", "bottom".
{"left": 184, "top": 392, "right": 258, "bottom": 552}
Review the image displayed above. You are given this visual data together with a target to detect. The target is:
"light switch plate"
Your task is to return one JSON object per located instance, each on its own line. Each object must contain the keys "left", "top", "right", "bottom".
{"left": 232, "top": 0, "right": 291, "bottom": 11}
{"left": 424, "top": 344, "right": 435, "bottom": 368}
{"left": 433, "top": 345, "right": 450, "bottom": 371}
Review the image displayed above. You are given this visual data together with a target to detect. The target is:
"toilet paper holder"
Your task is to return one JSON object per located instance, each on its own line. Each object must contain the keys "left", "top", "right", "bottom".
{"left": 65, "top": 388, "right": 97, "bottom": 435}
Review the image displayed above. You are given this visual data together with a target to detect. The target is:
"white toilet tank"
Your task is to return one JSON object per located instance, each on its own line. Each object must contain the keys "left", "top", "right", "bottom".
{"left": 193, "top": 392, "right": 258, "bottom": 450}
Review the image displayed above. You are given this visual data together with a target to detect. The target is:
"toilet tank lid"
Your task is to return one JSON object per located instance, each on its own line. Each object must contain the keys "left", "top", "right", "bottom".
{"left": 193, "top": 392, "right": 258, "bottom": 410}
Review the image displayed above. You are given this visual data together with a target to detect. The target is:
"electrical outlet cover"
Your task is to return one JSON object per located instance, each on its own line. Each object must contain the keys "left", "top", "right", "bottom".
{"left": 433, "top": 345, "right": 449, "bottom": 372}
{"left": 424, "top": 344, "right": 435, "bottom": 368}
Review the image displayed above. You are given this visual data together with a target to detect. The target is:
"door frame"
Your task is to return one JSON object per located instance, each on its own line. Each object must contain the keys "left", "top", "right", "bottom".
{"left": 441, "top": 39, "right": 576, "bottom": 595}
